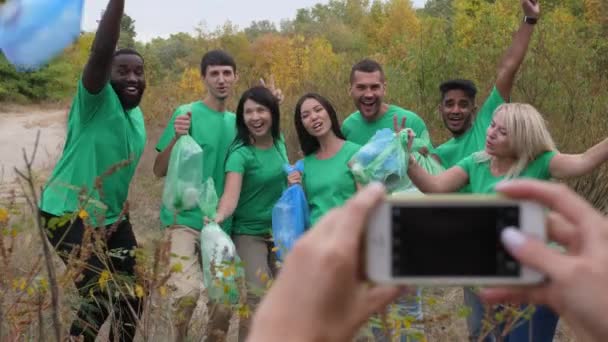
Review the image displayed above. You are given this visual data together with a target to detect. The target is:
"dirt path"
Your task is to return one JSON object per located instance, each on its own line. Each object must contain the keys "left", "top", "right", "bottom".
{"left": 0, "top": 108, "right": 66, "bottom": 181}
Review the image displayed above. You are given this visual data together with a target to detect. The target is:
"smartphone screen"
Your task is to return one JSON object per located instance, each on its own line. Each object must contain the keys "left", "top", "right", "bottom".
{"left": 391, "top": 205, "right": 520, "bottom": 277}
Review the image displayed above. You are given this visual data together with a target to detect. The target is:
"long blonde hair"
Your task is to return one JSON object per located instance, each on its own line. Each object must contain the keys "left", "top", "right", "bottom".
{"left": 474, "top": 103, "right": 556, "bottom": 179}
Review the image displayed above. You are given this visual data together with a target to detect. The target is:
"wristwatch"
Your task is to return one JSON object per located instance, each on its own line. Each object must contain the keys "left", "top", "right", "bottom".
{"left": 523, "top": 16, "right": 538, "bottom": 25}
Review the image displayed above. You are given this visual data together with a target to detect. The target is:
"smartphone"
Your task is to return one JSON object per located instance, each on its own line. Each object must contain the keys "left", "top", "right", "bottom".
{"left": 366, "top": 194, "right": 546, "bottom": 286}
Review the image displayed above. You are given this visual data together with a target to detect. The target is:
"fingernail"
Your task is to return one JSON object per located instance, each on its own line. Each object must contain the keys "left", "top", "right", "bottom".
{"left": 368, "top": 182, "right": 385, "bottom": 193}
{"left": 495, "top": 180, "right": 512, "bottom": 191}
{"left": 501, "top": 227, "right": 526, "bottom": 251}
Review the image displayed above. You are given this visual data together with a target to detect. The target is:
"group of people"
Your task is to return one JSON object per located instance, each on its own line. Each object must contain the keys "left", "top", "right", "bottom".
{"left": 36, "top": 0, "right": 608, "bottom": 341}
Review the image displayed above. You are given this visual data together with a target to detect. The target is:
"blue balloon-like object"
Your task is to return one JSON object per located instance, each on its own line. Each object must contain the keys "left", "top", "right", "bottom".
{"left": 0, "top": 0, "right": 84, "bottom": 70}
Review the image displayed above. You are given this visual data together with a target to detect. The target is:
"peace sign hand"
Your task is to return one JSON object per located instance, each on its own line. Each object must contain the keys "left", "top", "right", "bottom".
{"left": 392, "top": 114, "right": 406, "bottom": 134}
{"left": 260, "top": 75, "right": 284, "bottom": 104}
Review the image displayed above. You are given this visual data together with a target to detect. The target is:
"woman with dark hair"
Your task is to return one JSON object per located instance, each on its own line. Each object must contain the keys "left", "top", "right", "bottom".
{"left": 294, "top": 93, "right": 361, "bottom": 225}
{"left": 214, "top": 86, "right": 295, "bottom": 341}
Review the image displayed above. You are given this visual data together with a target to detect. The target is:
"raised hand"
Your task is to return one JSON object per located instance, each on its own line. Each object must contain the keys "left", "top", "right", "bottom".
{"left": 522, "top": 0, "right": 540, "bottom": 18}
{"left": 260, "top": 75, "right": 284, "bottom": 104}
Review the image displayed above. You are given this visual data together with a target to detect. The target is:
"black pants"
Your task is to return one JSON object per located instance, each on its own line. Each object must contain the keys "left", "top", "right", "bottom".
{"left": 41, "top": 211, "right": 141, "bottom": 342}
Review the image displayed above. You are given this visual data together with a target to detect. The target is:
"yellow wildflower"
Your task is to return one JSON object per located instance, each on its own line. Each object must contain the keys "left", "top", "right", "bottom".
{"left": 170, "top": 262, "right": 183, "bottom": 273}
{"left": 78, "top": 209, "right": 89, "bottom": 220}
{"left": 0, "top": 208, "right": 8, "bottom": 224}
{"left": 135, "top": 284, "right": 145, "bottom": 298}
{"left": 159, "top": 286, "right": 167, "bottom": 298}
{"left": 238, "top": 304, "right": 251, "bottom": 319}
{"left": 98, "top": 270, "right": 111, "bottom": 290}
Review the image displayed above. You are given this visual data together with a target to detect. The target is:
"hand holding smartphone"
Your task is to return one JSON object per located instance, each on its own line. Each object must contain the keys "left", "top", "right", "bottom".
{"left": 366, "top": 194, "right": 546, "bottom": 286}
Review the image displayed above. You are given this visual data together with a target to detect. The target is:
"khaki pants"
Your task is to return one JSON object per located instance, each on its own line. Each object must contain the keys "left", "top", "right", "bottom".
{"left": 233, "top": 234, "right": 278, "bottom": 342}
{"left": 165, "top": 225, "right": 233, "bottom": 342}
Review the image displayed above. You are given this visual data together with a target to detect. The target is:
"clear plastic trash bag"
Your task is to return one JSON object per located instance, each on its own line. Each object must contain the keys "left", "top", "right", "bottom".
{"left": 0, "top": 0, "right": 84, "bottom": 69}
{"left": 271, "top": 160, "right": 309, "bottom": 260}
{"left": 199, "top": 180, "right": 243, "bottom": 305}
{"left": 161, "top": 135, "right": 204, "bottom": 213}
{"left": 200, "top": 222, "right": 243, "bottom": 305}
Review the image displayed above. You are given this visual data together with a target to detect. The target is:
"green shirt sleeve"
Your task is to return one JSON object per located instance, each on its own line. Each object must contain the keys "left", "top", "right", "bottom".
{"left": 225, "top": 147, "right": 247, "bottom": 174}
{"left": 534, "top": 150, "right": 558, "bottom": 179}
{"left": 76, "top": 78, "right": 113, "bottom": 124}
{"left": 455, "top": 154, "right": 475, "bottom": 176}
{"left": 474, "top": 86, "right": 505, "bottom": 134}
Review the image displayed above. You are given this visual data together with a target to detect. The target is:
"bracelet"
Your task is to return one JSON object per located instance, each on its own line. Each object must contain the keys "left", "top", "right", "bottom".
{"left": 523, "top": 16, "right": 538, "bottom": 25}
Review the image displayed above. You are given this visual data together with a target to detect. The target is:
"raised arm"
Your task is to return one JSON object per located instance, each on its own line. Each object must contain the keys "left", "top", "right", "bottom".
{"left": 495, "top": 0, "right": 540, "bottom": 100}
{"left": 407, "top": 159, "right": 469, "bottom": 193}
{"left": 82, "top": 0, "right": 125, "bottom": 93}
{"left": 214, "top": 173, "right": 243, "bottom": 224}
{"left": 549, "top": 137, "right": 608, "bottom": 179}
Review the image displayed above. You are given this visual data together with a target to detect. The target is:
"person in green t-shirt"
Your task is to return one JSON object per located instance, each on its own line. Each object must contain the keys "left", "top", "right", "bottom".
{"left": 409, "top": 103, "right": 608, "bottom": 195}
{"left": 430, "top": 1, "right": 542, "bottom": 339}
{"left": 342, "top": 59, "right": 432, "bottom": 153}
{"left": 39, "top": 1, "right": 145, "bottom": 341}
{"left": 153, "top": 50, "right": 239, "bottom": 342}
{"left": 211, "top": 86, "right": 294, "bottom": 341}
{"left": 342, "top": 58, "right": 428, "bottom": 341}
{"left": 409, "top": 102, "right": 608, "bottom": 342}
{"left": 294, "top": 93, "right": 361, "bottom": 226}
{"left": 432, "top": 0, "right": 540, "bottom": 171}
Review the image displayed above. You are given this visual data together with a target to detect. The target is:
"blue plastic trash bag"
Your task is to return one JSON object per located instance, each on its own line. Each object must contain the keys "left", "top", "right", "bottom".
{"left": 161, "top": 135, "right": 204, "bottom": 213}
{"left": 0, "top": 0, "right": 84, "bottom": 69}
{"left": 199, "top": 180, "right": 244, "bottom": 305}
{"left": 272, "top": 159, "right": 309, "bottom": 260}
{"left": 350, "top": 128, "right": 410, "bottom": 193}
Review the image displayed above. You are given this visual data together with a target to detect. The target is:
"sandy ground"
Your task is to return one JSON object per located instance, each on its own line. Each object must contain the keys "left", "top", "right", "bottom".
{"left": 0, "top": 108, "right": 66, "bottom": 181}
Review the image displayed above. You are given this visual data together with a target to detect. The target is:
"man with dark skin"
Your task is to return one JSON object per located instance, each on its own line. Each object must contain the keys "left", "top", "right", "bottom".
{"left": 40, "top": 0, "right": 146, "bottom": 340}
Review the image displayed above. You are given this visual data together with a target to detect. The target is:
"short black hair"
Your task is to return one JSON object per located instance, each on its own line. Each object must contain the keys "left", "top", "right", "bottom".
{"left": 200, "top": 50, "right": 236, "bottom": 76}
{"left": 113, "top": 48, "right": 144, "bottom": 63}
{"left": 439, "top": 79, "right": 477, "bottom": 101}
{"left": 350, "top": 58, "right": 385, "bottom": 84}
{"left": 234, "top": 86, "right": 281, "bottom": 146}
{"left": 294, "top": 93, "right": 345, "bottom": 156}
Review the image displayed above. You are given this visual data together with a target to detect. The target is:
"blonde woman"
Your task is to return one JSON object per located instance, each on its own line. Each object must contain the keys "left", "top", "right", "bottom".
{"left": 407, "top": 102, "right": 608, "bottom": 341}
{"left": 408, "top": 103, "right": 608, "bottom": 193}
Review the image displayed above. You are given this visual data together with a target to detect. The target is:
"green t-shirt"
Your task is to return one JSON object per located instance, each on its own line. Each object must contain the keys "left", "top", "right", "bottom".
{"left": 342, "top": 105, "right": 432, "bottom": 148}
{"left": 456, "top": 151, "right": 557, "bottom": 194}
{"left": 225, "top": 139, "right": 288, "bottom": 236}
{"left": 156, "top": 101, "right": 236, "bottom": 231}
{"left": 433, "top": 86, "right": 505, "bottom": 169}
{"left": 303, "top": 141, "right": 361, "bottom": 226}
{"left": 41, "top": 79, "right": 146, "bottom": 226}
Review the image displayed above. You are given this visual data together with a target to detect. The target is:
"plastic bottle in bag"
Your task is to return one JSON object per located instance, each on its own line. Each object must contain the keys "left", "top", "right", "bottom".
{"left": 0, "top": 0, "right": 84, "bottom": 69}
{"left": 161, "top": 135, "right": 204, "bottom": 213}
{"left": 350, "top": 128, "right": 410, "bottom": 193}
{"left": 271, "top": 160, "right": 309, "bottom": 260}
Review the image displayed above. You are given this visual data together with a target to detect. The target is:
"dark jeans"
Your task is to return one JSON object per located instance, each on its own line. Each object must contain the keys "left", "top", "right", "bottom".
{"left": 41, "top": 211, "right": 141, "bottom": 342}
{"left": 506, "top": 305, "right": 559, "bottom": 342}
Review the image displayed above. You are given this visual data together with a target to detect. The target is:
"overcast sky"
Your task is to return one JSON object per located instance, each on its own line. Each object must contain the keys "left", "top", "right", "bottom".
{"left": 82, "top": 0, "right": 428, "bottom": 42}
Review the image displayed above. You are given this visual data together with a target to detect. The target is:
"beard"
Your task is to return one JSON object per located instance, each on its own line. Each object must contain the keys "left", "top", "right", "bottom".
{"left": 111, "top": 80, "right": 145, "bottom": 110}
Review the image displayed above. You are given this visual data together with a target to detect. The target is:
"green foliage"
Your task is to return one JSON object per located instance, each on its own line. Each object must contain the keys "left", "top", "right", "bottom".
{"left": 118, "top": 13, "right": 138, "bottom": 49}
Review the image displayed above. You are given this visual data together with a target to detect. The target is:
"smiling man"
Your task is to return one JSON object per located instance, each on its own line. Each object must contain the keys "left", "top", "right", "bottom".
{"left": 153, "top": 49, "right": 239, "bottom": 342}
{"left": 39, "top": 0, "right": 146, "bottom": 341}
{"left": 342, "top": 59, "right": 432, "bottom": 149}
{"left": 432, "top": 0, "right": 540, "bottom": 170}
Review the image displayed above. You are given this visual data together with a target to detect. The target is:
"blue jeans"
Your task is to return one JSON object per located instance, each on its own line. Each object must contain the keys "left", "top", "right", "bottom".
{"left": 373, "top": 288, "right": 424, "bottom": 342}
{"left": 506, "top": 305, "right": 559, "bottom": 342}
